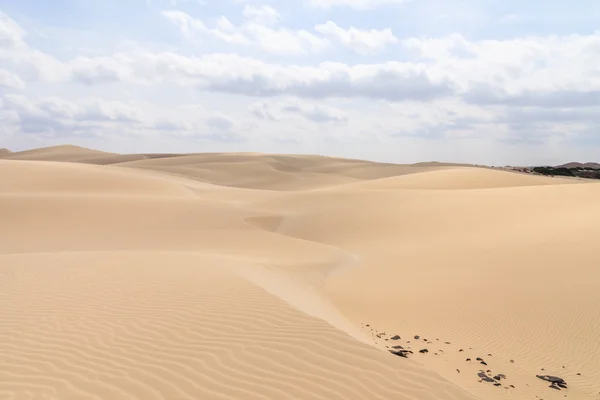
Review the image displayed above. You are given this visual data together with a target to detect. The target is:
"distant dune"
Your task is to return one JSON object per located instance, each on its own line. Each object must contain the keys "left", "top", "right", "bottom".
{"left": 0, "top": 148, "right": 11, "bottom": 156}
{"left": 556, "top": 162, "right": 600, "bottom": 169}
{"left": 1, "top": 144, "right": 599, "bottom": 400}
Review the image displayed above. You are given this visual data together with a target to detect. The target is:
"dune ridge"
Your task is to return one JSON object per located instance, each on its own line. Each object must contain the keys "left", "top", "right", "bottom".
{"left": 2, "top": 145, "right": 599, "bottom": 399}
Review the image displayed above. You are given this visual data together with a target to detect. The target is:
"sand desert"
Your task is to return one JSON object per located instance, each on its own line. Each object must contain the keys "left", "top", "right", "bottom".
{"left": 1, "top": 145, "right": 600, "bottom": 400}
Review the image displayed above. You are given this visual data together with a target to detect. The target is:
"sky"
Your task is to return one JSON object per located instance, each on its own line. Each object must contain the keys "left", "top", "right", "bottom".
{"left": 1, "top": 0, "right": 599, "bottom": 165}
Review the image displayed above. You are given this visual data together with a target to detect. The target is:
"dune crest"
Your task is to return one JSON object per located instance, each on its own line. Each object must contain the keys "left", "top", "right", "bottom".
{"left": 2, "top": 145, "right": 599, "bottom": 399}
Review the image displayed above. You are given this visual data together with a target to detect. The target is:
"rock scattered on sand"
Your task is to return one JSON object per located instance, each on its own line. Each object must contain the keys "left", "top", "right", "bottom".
{"left": 510, "top": 359, "right": 514, "bottom": 363}
{"left": 390, "top": 349, "right": 413, "bottom": 358}
{"left": 390, "top": 335, "right": 401, "bottom": 340}
{"left": 480, "top": 361, "right": 488, "bottom": 366}
{"left": 445, "top": 341, "right": 451, "bottom": 344}
{"left": 419, "top": 348, "right": 429, "bottom": 354}
{"left": 536, "top": 375, "right": 567, "bottom": 389}
{"left": 459, "top": 349, "right": 464, "bottom": 352}
{"left": 391, "top": 345, "right": 404, "bottom": 349}
{"left": 477, "top": 371, "right": 496, "bottom": 383}
{"left": 456, "top": 369, "right": 460, "bottom": 373}
{"left": 414, "top": 335, "right": 420, "bottom": 340}
{"left": 576, "top": 373, "right": 581, "bottom": 376}
{"left": 466, "top": 358, "right": 471, "bottom": 361}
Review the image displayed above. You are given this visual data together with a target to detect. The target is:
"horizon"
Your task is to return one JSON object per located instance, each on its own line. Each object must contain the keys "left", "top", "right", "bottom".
{"left": 3, "top": 143, "right": 599, "bottom": 168}
{"left": 1, "top": 1, "right": 599, "bottom": 165}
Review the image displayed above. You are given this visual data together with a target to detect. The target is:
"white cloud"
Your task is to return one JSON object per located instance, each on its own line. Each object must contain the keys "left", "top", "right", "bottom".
{"left": 5, "top": 9, "right": 600, "bottom": 107}
{"left": 0, "top": 69, "right": 25, "bottom": 89}
{"left": 161, "top": 10, "right": 207, "bottom": 39}
{"left": 162, "top": 9, "right": 328, "bottom": 55}
{"left": 242, "top": 5, "right": 281, "bottom": 25}
{"left": 250, "top": 99, "right": 349, "bottom": 123}
{"left": 309, "top": 0, "right": 411, "bottom": 10}
{"left": 206, "top": 113, "right": 234, "bottom": 130}
{"left": 0, "top": 12, "right": 26, "bottom": 48}
{"left": 314, "top": 21, "right": 398, "bottom": 54}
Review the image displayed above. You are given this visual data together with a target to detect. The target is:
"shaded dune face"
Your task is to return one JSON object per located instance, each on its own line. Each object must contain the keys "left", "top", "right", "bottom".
{"left": 1, "top": 145, "right": 599, "bottom": 400}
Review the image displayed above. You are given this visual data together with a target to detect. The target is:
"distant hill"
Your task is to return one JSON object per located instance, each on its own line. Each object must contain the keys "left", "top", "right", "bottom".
{"left": 0, "top": 148, "right": 11, "bottom": 156}
{"left": 556, "top": 162, "right": 600, "bottom": 169}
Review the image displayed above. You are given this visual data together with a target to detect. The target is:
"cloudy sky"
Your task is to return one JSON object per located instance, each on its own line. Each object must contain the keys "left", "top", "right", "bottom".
{"left": 1, "top": 0, "right": 599, "bottom": 164}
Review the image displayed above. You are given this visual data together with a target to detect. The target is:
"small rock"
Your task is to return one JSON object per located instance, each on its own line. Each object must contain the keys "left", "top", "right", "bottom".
{"left": 536, "top": 375, "right": 567, "bottom": 389}
{"left": 493, "top": 383, "right": 501, "bottom": 387}
{"left": 390, "top": 349, "right": 413, "bottom": 358}
{"left": 445, "top": 341, "right": 451, "bottom": 344}
{"left": 466, "top": 358, "right": 471, "bottom": 361}
{"left": 477, "top": 371, "right": 495, "bottom": 383}
{"left": 576, "top": 373, "right": 581, "bottom": 376}
{"left": 419, "top": 348, "right": 429, "bottom": 354}
{"left": 414, "top": 335, "right": 420, "bottom": 340}
{"left": 391, "top": 345, "right": 404, "bottom": 349}
{"left": 459, "top": 349, "right": 464, "bottom": 352}
{"left": 476, "top": 357, "right": 483, "bottom": 361}
{"left": 456, "top": 369, "right": 460, "bottom": 373}
{"left": 488, "top": 353, "right": 492, "bottom": 356}
{"left": 390, "top": 335, "right": 401, "bottom": 340}
{"left": 510, "top": 385, "right": 515, "bottom": 388}
{"left": 510, "top": 359, "right": 514, "bottom": 363}
{"left": 480, "top": 361, "right": 488, "bottom": 366}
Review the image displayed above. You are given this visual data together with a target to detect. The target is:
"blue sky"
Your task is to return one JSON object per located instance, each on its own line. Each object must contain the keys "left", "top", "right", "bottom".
{"left": 1, "top": 0, "right": 599, "bottom": 164}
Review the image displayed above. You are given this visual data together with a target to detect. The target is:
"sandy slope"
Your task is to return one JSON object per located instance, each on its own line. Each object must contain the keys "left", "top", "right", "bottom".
{"left": 2, "top": 145, "right": 599, "bottom": 400}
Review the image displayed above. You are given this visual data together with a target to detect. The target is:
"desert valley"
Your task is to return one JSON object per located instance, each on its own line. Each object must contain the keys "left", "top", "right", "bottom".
{"left": 1, "top": 145, "right": 599, "bottom": 400}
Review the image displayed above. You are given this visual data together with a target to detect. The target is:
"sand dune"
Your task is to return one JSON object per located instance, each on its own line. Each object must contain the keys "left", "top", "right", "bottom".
{"left": 116, "top": 153, "right": 458, "bottom": 191}
{"left": 2, "top": 145, "right": 599, "bottom": 399}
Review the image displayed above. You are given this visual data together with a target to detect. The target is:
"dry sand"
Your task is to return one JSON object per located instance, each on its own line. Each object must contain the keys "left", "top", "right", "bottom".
{"left": 1, "top": 145, "right": 599, "bottom": 400}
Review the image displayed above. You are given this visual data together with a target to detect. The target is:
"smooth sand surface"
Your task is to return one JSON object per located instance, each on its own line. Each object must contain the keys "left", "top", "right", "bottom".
{"left": 2, "top": 145, "right": 599, "bottom": 400}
